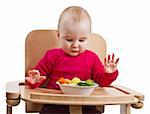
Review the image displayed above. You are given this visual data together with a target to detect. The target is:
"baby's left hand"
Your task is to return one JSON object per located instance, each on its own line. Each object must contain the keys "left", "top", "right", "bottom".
{"left": 104, "top": 53, "right": 119, "bottom": 73}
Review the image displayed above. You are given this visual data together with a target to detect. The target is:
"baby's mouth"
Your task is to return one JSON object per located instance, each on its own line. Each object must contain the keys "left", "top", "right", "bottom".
{"left": 72, "top": 50, "right": 79, "bottom": 53}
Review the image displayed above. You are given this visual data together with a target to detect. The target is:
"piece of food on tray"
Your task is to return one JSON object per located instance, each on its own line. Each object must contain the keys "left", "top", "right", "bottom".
{"left": 71, "top": 77, "right": 81, "bottom": 84}
{"left": 56, "top": 77, "right": 98, "bottom": 95}
{"left": 86, "top": 79, "right": 94, "bottom": 86}
{"left": 57, "top": 77, "right": 96, "bottom": 86}
{"left": 57, "top": 77, "right": 71, "bottom": 84}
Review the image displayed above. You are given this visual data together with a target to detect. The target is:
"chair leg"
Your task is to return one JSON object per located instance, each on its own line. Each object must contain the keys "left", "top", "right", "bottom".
{"left": 7, "top": 105, "right": 12, "bottom": 114}
{"left": 96, "top": 105, "right": 104, "bottom": 113}
{"left": 120, "top": 104, "right": 131, "bottom": 114}
{"left": 69, "top": 105, "right": 82, "bottom": 114}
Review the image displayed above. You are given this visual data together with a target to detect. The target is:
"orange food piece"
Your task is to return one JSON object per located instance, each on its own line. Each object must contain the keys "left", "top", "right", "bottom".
{"left": 65, "top": 79, "right": 71, "bottom": 84}
{"left": 58, "top": 77, "right": 70, "bottom": 84}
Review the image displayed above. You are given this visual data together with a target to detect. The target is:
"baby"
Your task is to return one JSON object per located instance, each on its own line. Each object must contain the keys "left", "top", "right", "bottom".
{"left": 26, "top": 6, "right": 119, "bottom": 114}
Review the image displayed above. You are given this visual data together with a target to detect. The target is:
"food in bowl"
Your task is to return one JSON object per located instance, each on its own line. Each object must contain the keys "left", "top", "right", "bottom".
{"left": 56, "top": 77, "right": 98, "bottom": 95}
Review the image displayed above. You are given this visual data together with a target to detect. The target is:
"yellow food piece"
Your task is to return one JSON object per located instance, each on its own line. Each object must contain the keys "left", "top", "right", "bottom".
{"left": 86, "top": 79, "right": 94, "bottom": 86}
{"left": 71, "top": 77, "right": 81, "bottom": 84}
{"left": 65, "top": 79, "right": 71, "bottom": 84}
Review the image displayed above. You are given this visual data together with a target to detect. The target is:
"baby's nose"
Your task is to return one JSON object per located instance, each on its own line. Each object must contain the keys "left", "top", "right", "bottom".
{"left": 72, "top": 41, "right": 79, "bottom": 48}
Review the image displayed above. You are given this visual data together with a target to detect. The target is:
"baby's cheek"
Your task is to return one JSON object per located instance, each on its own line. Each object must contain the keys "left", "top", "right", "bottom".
{"left": 81, "top": 45, "right": 87, "bottom": 51}
{"left": 64, "top": 43, "right": 72, "bottom": 49}
{"left": 81, "top": 42, "right": 88, "bottom": 49}
{"left": 80, "top": 48, "right": 86, "bottom": 53}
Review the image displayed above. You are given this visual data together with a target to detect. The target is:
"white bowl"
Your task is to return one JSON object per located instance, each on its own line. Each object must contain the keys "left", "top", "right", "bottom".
{"left": 56, "top": 82, "right": 98, "bottom": 95}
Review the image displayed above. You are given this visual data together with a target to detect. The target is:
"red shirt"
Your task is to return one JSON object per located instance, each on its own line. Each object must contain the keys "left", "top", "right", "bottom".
{"left": 32, "top": 48, "right": 118, "bottom": 89}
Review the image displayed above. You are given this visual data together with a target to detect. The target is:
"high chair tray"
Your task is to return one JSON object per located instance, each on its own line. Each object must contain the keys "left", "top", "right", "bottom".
{"left": 6, "top": 81, "right": 144, "bottom": 114}
{"left": 6, "top": 81, "right": 144, "bottom": 105}
{"left": 19, "top": 84, "right": 143, "bottom": 105}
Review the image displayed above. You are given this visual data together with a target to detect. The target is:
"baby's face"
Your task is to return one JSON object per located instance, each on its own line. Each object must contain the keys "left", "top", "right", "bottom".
{"left": 58, "top": 20, "right": 90, "bottom": 56}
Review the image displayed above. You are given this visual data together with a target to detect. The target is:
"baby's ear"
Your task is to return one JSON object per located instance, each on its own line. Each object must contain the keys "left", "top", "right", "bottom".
{"left": 56, "top": 30, "right": 60, "bottom": 38}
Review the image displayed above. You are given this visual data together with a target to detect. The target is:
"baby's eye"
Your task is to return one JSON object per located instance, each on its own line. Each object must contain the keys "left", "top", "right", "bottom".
{"left": 79, "top": 39, "right": 85, "bottom": 42}
{"left": 66, "top": 39, "right": 73, "bottom": 42}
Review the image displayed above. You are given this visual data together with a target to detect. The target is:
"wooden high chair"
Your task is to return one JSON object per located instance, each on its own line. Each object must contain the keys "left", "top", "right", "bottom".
{"left": 6, "top": 30, "right": 144, "bottom": 114}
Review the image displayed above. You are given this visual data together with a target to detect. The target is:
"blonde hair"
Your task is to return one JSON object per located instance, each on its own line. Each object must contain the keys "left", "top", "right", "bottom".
{"left": 58, "top": 6, "right": 91, "bottom": 32}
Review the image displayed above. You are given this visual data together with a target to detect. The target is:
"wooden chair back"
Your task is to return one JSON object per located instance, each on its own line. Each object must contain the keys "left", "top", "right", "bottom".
{"left": 25, "top": 30, "right": 106, "bottom": 112}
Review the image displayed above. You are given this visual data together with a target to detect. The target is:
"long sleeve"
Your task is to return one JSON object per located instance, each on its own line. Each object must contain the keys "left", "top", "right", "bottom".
{"left": 28, "top": 50, "right": 56, "bottom": 88}
{"left": 92, "top": 54, "right": 118, "bottom": 87}
{"left": 34, "top": 50, "right": 55, "bottom": 76}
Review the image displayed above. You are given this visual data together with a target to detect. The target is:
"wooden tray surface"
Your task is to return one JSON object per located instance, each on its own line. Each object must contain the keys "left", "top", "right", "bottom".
{"left": 20, "top": 85, "right": 138, "bottom": 105}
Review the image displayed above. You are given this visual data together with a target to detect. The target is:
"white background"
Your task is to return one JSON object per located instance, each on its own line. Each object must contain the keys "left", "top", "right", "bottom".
{"left": 0, "top": 0, "right": 149, "bottom": 114}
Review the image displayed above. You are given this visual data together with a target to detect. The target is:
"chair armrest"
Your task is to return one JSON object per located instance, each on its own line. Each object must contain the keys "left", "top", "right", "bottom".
{"left": 111, "top": 85, "right": 144, "bottom": 109}
{"left": 112, "top": 85, "right": 144, "bottom": 101}
{"left": 6, "top": 81, "right": 24, "bottom": 106}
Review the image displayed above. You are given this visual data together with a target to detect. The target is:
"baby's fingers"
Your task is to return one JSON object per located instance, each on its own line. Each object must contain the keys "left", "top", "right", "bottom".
{"left": 25, "top": 77, "right": 35, "bottom": 84}
{"left": 110, "top": 57, "right": 119, "bottom": 67}
{"left": 105, "top": 54, "right": 114, "bottom": 63}
{"left": 104, "top": 54, "right": 113, "bottom": 66}
{"left": 32, "top": 70, "right": 40, "bottom": 76}
{"left": 37, "top": 76, "right": 46, "bottom": 82}
{"left": 28, "top": 69, "right": 40, "bottom": 79}
{"left": 104, "top": 57, "right": 110, "bottom": 66}
{"left": 111, "top": 53, "right": 114, "bottom": 62}
{"left": 115, "top": 58, "right": 119, "bottom": 64}
{"left": 108, "top": 54, "right": 110, "bottom": 62}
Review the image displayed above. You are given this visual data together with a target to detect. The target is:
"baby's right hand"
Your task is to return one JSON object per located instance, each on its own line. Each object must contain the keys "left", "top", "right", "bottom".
{"left": 25, "top": 69, "right": 46, "bottom": 85}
